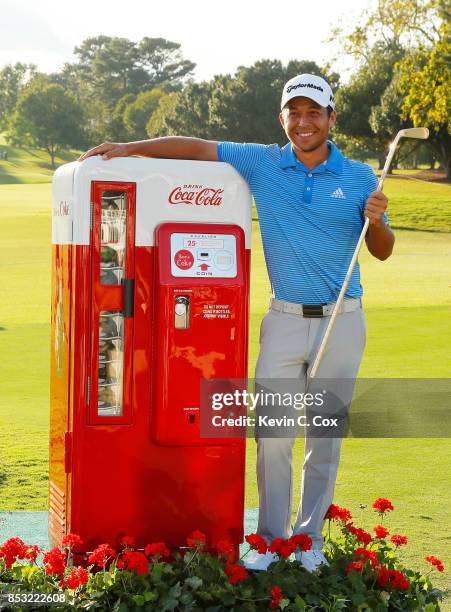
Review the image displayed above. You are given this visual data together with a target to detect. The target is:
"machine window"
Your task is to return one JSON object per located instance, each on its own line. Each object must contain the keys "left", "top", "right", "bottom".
{"left": 98, "top": 310, "right": 124, "bottom": 416}
{"left": 100, "top": 191, "right": 127, "bottom": 285}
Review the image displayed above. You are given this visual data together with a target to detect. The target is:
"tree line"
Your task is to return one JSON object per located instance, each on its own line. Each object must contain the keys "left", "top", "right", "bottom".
{"left": 0, "top": 0, "right": 449, "bottom": 177}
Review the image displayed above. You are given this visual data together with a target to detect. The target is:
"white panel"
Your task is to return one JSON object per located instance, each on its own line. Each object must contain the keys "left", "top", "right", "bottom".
{"left": 53, "top": 156, "right": 252, "bottom": 247}
{"left": 51, "top": 163, "right": 76, "bottom": 244}
{"left": 170, "top": 233, "right": 237, "bottom": 278}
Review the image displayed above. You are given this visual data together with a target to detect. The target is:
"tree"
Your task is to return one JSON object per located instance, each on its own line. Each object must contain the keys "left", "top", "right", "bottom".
{"left": 329, "top": 0, "right": 442, "bottom": 62}
{"left": 138, "top": 37, "right": 196, "bottom": 89}
{"left": 146, "top": 93, "right": 179, "bottom": 137}
{"left": 107, "top": 94, "right": 137, "bottom": 142}
{"left": 8, "top": 79, "right": 86, "bottom": 168}
{"left": 397, "top": 24, "right": 451, "bottom": 178}
{"left": 144, "top": 59, "right": 337, "bottom": 144}
{"left": 146, "top": 83, "right": 213, "bottom": 139}
{"left": 328, "top": 0, "right": 447, "bottom": 167}
{"left": 0, "top": 63, "right": 37, "bottom": 131}
{"left": 209, "top": 59, "right": 337, "bottom": 144}
{"left": 59, "top": 36, "right": 195, "bottom": 144}
{"left": 334, "top": 44, "right": 404, "bottom": 167}
{"left": 64, "top": 36, "right": 195, "bottom": 110}
{"left": 123, "top": 89, "right": 164, "bottom": 140}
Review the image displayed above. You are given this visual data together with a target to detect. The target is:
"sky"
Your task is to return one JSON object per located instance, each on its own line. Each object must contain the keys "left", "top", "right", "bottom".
{"left": 1, "top": 0, "right": 374, "bottom": 82}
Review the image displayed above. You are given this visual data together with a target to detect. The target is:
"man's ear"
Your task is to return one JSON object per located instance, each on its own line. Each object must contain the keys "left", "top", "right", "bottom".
{"left": 328, "top": 110, "right": 337, "bottom": 130}
{"left": 279, "top": 110, "right": 286, "bottom": 129}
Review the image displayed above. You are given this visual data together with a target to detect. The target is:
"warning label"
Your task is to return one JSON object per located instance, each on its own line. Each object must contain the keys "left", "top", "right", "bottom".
{"left": 202, "top": 304, "right": 231, "bottom": 320}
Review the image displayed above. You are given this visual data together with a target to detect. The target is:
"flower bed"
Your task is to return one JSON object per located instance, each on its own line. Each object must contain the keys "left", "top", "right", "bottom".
{"left": 0, "top": 498, "right": 445, "bottom": 610}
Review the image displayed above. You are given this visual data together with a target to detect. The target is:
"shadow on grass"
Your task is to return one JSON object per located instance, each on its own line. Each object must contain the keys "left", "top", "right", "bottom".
{"left": 0, "top": 170, "right": 26, "bottom": 184}
{"left": 0, "top": 468, "right": 8, "bottom": 490}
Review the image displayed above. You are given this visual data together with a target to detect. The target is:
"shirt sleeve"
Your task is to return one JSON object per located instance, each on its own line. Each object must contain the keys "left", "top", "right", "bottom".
{"left": 362, "top": 167, "right": 389, "bottom": 225}
{"left": 217, "top": 142, "right": 267, "bottom": 184}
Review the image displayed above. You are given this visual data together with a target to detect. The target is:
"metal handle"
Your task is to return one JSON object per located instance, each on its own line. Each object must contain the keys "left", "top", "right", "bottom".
{"left": 122, "top": 278, "right": 134, "bottom": 318}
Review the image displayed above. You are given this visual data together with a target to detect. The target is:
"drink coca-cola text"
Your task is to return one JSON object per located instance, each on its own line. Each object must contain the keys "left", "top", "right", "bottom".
{"left": 169, "top": 185, "right": 224, "bottom": 206}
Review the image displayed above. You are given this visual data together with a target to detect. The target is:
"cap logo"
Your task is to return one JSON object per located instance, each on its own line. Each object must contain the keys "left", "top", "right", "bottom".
{"left": 286, "top": 82, "right": 324, "bottom": 94}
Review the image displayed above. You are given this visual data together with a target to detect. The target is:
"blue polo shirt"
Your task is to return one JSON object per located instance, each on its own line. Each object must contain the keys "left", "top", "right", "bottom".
{"left": 218, "top": 140, "right": 382, "bottom": 304}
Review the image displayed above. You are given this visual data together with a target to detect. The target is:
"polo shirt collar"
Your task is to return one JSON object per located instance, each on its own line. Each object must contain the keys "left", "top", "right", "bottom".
{"left": 279, "top": 140, "right": 344, "bottom": 175}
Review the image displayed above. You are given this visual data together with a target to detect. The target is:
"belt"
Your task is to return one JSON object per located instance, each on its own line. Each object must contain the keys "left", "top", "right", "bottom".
{"left": 269, "top": 297, "right": 362, "bottom": 318}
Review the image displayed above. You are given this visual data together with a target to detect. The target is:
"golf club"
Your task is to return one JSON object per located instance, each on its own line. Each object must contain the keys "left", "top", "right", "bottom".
{"left": 308, "top": 127, "right": 429, "bottom": 380}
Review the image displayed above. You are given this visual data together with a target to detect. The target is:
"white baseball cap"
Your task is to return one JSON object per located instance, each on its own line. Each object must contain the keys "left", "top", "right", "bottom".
{"left": 281, "top": 74, "right": 335, "bottom": 110}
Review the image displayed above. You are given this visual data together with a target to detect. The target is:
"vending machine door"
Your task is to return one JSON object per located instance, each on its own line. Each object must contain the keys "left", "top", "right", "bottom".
{"left": 88, "top": 182, "right": 136, "bottom": 425}
{"left": 151, "top": 222, "right": 248, "bottom": 446}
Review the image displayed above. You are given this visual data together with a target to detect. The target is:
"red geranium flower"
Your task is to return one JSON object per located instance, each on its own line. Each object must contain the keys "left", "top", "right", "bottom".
{"left": 186, "top": 530, "right": 207, "bottom": 548}
{"left": 63, "top": 566, "right": 89, "bottom": 589}
{"left": 289, "top": 533, "right": 312, "bottom": 552}
{"left": 373, "top": 525, "right": 390, "bottom": 539}
{"left": 224, "top": 562, "right": 248, "bottom": 584}
{"left": 346, "top": 561, "right": 364, "bottom": 574}
{"left": 325, "top": 504, "right": 352, "bottom": 523}
{"left": 390, "top": 534, "right": 408, "bottom": 547}
{"left": 245, "top": 533, "right": 268, "bottom": 554}
{"left": 117, "top": 550, "right": 149, "bottom": 575}
{"left": 372, "top": 498, "right": 394, "bottom": 515}
{"left": 353, "top": 547, "right": 379, "bottom": 568}
{"left": 144, "top": 542, "right": 171, "bottom": 560}
{"left": 269, "top": 585, "right": 283, "bottom": 610}
{"left": 120, "top": 536, "right": 136, "bottom": 549}
{"left": 377, "top": 567, "right": 409, "bottom": 590}
{"left": 346, "top": 525, "right": 372, "bottom": 546}
{"left": 88, "top": 543, "right": 115, "bottom": 568}
{"left": 0, "top": 537, "right": 28, "bottom": 568}
{"left": 24, "top": 544, "right": 42, "bottom": 563}
{"left": 62, "top": 534, "right": 83, "bottom": 549}
{"left": 269, "top": 538, "right": 296, "bottom": 558}
{"left": 43, "top": 547, "right": 66, "bottom": 576}
{"left": 215, "top": 539, "right": 236, "bottom": 562}
{"left": 425, "top": 555, "right": 445, "bottom": 572}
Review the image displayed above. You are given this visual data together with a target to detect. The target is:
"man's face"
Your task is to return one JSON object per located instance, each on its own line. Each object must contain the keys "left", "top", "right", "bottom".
{"left": 279, "top": 97, "right": 336, "bottom": 153}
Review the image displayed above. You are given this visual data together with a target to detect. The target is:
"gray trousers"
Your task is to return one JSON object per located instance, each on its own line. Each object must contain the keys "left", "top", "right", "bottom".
{"left": 254, "top": 302, "right": 366, "bottom": 548}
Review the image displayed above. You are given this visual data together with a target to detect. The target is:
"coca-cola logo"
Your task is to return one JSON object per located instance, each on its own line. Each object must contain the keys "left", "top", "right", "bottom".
{"left": 53, "top": 200, "right": 71, "bottom": 216}
{"left": 169, "top": 185, "right": 224, "bottom": 206}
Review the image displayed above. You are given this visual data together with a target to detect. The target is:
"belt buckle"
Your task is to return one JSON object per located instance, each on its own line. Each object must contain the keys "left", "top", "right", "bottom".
{"left": 302, "top": 304, "right": 325, "bottom": 318}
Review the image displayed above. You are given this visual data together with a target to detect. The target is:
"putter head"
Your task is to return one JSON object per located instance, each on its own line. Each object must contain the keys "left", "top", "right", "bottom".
{"left": 400, "top": 127, "right": 429, "bottom": 139}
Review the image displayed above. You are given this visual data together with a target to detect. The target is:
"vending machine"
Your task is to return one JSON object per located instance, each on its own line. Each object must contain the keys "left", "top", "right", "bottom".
{"left": 49, "top": 156, "right": 252, "bottom": 558}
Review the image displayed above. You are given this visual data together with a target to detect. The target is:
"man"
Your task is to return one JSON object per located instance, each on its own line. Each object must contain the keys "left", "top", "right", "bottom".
{"left": 80, "top": 74, "right": 394, "bottom": 572}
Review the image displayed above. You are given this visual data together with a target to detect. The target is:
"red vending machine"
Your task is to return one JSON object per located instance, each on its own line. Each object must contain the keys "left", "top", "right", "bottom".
{"left": 49, "top": 156, "right": 252, "bottom": 558}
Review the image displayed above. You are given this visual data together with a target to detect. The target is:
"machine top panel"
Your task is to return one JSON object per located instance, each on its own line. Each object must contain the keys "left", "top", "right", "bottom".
{"left": 52, "top": 157, "right": 252, "bottom": 247}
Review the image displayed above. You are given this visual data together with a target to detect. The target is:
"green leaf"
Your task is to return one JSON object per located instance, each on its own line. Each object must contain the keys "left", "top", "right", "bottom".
{"left": 294, "top": 594, "right": 306, "bottom": 610}
{"left": 185, "top": 576, "right": 203, "bottom": 591}
{"left": 220, "top": 592, "right": 236, "bottom": 606}
{"left": 180, "top": 593, "right": 194, "bottom": 605}
{"left": 169, "top": 581, "right": 182, "bottom": 598}
{"left": 144, "top": 591, "right": 158, "bottom": 602}
{"left": 133, "top": 595, "right": 145, "bottom": 607}
{"left": 351, "top": 592, "right": 367, "bottom": 606}
{"left": 160, "top": 595, "right": 178, "bottom": 611}
{"left": 280, "top": 599, "right": 290, "bottom": 609}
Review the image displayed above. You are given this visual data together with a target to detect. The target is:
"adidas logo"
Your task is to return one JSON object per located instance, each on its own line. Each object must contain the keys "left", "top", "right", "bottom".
{"left": 331, "top": 187, "right": 346, "bottom": 199}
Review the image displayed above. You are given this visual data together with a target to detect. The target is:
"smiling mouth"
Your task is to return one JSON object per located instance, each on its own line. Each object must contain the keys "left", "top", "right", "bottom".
{"left": 296, "top": 131, "right": 316, "bottom": 137}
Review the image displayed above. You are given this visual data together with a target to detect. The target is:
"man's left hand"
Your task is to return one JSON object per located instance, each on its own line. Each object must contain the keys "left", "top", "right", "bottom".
{"left": 365, "top": 191, "right": 388, "bottom": 226}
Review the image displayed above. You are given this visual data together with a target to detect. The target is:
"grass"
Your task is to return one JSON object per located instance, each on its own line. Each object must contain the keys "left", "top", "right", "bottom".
{"left": 0, "top": 136, "right": 79, "bottom": 184}
{"left": 0, "top": 153, "right": 450, "bottom": 601}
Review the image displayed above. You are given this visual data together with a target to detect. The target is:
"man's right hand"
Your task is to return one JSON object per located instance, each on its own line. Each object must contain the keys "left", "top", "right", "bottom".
{"left": 78, "top": 142, "right": 130, "bottom": 161}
